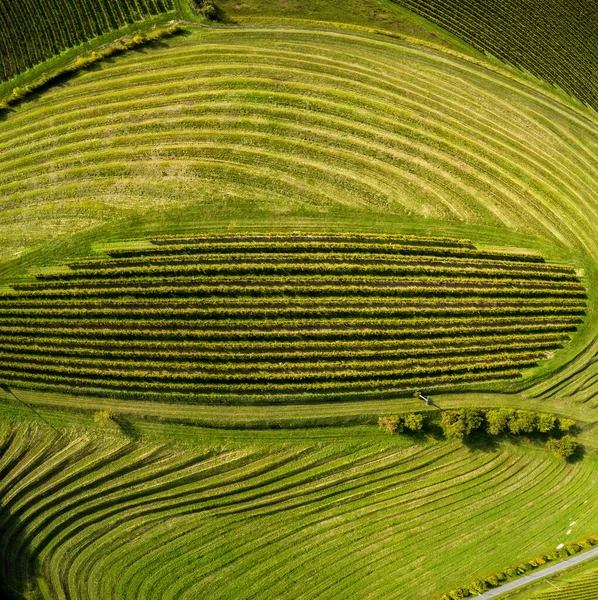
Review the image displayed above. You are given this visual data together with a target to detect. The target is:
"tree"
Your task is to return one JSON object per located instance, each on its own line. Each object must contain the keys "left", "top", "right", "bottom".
{"left": 537, "top": 413, "right": 556, "bottom": 433}
{"left": 441, "top": 411, "right": 466, "bottom": 440}
{"left": 403, "top": 413, "right": 424, "bottom": 432}
{"left": 508, "top": 410, "right": 537, "bottom": 434}
{"left": 378, "top": 416, "right": 402, "bottom": 433}
{"left": 94, "top": 409, "right": 113, "bottom": 426}
{"left": 486, "top": 408, "right": 513, "bottom": 435}
{"left": 558, "top": 417, "right": 576, "bottom": 432}
{"left": 460, "top": 408, "right": 484, "bottom": 435}
{"left": 546, "top": 435, "right": 578, "bottom": 459}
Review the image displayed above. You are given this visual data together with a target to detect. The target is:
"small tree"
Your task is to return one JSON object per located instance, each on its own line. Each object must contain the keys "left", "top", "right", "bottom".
{"left": 537, "top": 413, "right": 556, "bottom": 433}
{"left": 460, "top": 408, "right": 484, "bottom": 435}
{"left": 558, "top": 417, "right": 576, "bottom": 432}
{"left": 94, "top": 409, "right": 113, "bottom": 426}
{"left": 441, "top": 411, "right": 466, "bottom": 440}
{"left": 546, "top": 435, "right": 578, "bottom": 459}
{"left": 403, "top": 413, "right": 424, "bottom": 432}
{"left": 508, "top": 410, "right": 537, "bottom": 434}
{"left": 378, "top": 415, "right": 402, "bottom": 434}
{"left": 486, "top": 408, "right": 512, "bottom": 435}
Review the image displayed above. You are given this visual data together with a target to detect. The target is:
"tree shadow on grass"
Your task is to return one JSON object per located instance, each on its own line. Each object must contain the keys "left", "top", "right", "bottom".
{"left": 0, "top": 505, "right": 44, "bottom": 599}
{"left": 111, "top": 414, "right": 142, "bottom": 440}
{"left": 566, "top": 443, "right": 586, "bottom": 463}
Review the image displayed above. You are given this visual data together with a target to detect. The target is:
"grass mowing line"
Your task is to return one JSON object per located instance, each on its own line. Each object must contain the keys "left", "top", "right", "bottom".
{"left": 5, "top": 44, "right": 592, "bottom": 199}
{"left": 0, "top": 71, "right": 580, "bottom": 223}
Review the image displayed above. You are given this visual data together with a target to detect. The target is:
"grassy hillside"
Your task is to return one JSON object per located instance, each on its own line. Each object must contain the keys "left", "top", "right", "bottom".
{"left": 391, "top": 0, "right": 598, "bottom": 112}
{"left": 2, "top": 417, "right": 598, "bottom": 600}
{"left": 0, "top": 0, "right": 176, "bottom": 83}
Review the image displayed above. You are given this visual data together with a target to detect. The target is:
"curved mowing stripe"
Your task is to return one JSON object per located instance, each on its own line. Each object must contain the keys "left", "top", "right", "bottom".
{"left": 3, "top": 425, "right": 598, "bottom": 600}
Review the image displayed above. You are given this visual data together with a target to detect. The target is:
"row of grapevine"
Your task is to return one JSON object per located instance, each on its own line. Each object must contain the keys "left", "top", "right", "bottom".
{"left": 392, "top": 0, "right": 598, "bottom": 111}
{"left": 0, "top": 0, "right": 175, "bottom": 82}
{"left": 0, "top": 233, "right": 584, "bottom": 402}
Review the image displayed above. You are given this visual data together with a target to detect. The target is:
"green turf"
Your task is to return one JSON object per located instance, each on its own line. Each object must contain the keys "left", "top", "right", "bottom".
{"left": 1, "top": 416, "right": 597, "bottom": 600}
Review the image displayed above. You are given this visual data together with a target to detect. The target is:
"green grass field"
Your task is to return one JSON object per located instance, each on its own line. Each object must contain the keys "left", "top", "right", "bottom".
{"left": 2, "top": 412, "right": 598, "bottom": 600}
{"left": 2, "top": 0, "right": 598, "bottom": 598}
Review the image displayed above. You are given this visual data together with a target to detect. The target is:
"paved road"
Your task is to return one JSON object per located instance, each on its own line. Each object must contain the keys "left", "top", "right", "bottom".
{"left": 476, "top": 546, "right": 598, "bottom": 598}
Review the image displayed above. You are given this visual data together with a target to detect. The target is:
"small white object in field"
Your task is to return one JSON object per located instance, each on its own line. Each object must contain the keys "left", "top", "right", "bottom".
{"left": 557, "top": 543, "right": 564, "bottom": 550}
{"left": 570, "top": 521, "right": 576, "bottom": 526}
{"left": 566, "top": 529, "right": 572, "bottom": 535}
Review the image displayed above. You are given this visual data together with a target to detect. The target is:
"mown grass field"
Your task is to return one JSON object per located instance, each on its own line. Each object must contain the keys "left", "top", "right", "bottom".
{"left": 2, "top": 413, "right": 598, "bottom": 600}
{"left": 2, "top": 1, "right": 598, "bottom": 598}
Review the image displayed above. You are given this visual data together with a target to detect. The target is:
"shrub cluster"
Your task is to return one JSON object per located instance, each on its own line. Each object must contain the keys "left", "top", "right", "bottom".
{"left": 438, "top": 535, "right": 598, "bottom": 599}
{"left": 378, "top": 413, "right": 424, "bottom": 433}
{"left": 441, "top": 407, "right": 574, "bottom": 438}
{"left": 438, "top": 408, "right": 579, "bottom": 458}
{"left": 192, "top": 0, "right": 222, "bottom": 20}
{"left": 0, "top": 25, "right": 185, "bottom": 113}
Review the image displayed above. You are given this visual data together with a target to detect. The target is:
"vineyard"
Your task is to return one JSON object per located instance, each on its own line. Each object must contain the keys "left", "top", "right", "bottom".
{"left": 533, "top": 571, "right": 598, "bottom": 599}
{"left": 2, "top": 421, "right": 598, "bottom": 600}
{"left": 0, "top": 0, "right": 175, "bottom": 83}
{"left": 392, "top": 0, "right": 598, "bottom": 111}
{"left": 0, "top": 233, "right": 584, "bottom": 402}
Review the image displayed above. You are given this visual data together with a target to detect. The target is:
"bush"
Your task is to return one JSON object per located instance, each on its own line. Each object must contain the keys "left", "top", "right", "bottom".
{"left": 486, "top": 408, "right": 512, "bottom": 435}
{"left": 469, "top": 580, "right": 489, "bottom": 593}
{"left": 403, "top": 412, "right": 424, "bottom": 432}
{"left": 546, "top": 435, "right": 578, "bottom": 458}
{"left": 378, "top": 415, "right": 402, "bottom": 433}
{"left": 509, "top": 410, "right": 537, "bottom": 434}
{"left": 441, "top": 411, "right": 466, "bottom": 439}
{"left": 94, "top": 409, "right": 113, "bottom": 425}
{"left": 448, "top": 588, "right": 470, "bottom": 599}
{"left": 558, "top": 417, "right": 576, "bottom": 431}
{"left": 441, "top": 408, "right": 485, "bottom": 440}
{"left": 537, "top": 413, "right": 556, "bottom": 433}
{"left": 193, "top": 0, "right": 222, "bottom": 20}
{"left": 460, "top": 408, "right": 484, "bottom": 434}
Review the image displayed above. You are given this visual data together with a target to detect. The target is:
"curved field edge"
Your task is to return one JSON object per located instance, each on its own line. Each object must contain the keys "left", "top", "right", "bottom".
{"left": 1, "top": 418, "right": 598, "bottom": 600}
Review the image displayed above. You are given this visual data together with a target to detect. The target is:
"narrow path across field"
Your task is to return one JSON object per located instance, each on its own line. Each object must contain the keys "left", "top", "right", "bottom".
{"left": 477, "top": 546, "right": 598, "bottom": 598}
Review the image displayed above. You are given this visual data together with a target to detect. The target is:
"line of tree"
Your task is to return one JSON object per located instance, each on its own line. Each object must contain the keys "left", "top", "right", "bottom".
{"left": 379, "top": 407, "right": 579, "bottom": 459}
{"left": 441, "top": 407, "right": 578, "bottom": 458}
{"left": 438, "top": 534, "right": 598, "bottom": 599}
